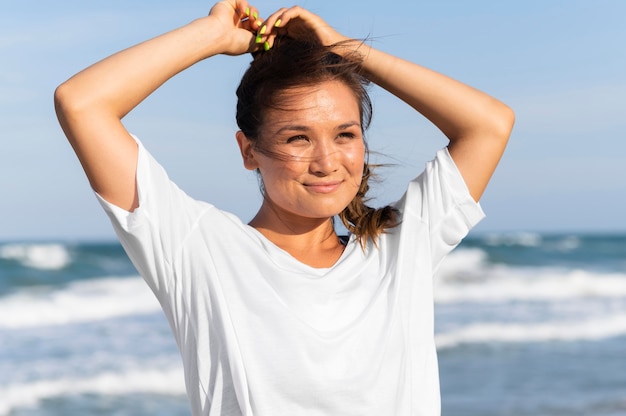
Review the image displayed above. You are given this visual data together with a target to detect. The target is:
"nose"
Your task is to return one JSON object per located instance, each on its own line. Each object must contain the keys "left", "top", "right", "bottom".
{"left": 308, "top": 140, "right": 339, "bottom": 176}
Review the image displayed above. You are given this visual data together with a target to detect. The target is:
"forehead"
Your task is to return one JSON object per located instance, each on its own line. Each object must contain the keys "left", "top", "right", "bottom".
{"left": 262, "top": 80, "right": 361, "bottom": 128}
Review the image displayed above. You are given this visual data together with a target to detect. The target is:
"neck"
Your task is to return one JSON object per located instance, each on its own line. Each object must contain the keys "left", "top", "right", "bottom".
{"left": 249, "top": 203, "right": 345, "bottom": 268}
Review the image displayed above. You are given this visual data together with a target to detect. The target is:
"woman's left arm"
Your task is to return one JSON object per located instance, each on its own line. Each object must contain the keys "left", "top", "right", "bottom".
{"left": 357, "top": 47, "right": 515, "bottom": 201}
{"left": 258, "top": 6, "right": 515, "bottom": 201}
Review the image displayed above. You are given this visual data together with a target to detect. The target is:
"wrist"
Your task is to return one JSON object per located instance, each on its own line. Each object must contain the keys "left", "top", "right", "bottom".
{"left": 185, "top": 16, "right": 231, "bottom": 58}
{"left": 193, "top": 14, "right": 258, "bottom": 57}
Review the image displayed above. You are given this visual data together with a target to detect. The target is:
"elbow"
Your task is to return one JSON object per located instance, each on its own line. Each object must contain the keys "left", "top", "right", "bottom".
{"left": 54, "top": 80, "right": 79, "bottom": 121}
{"left": 462, "top": 100, "right": 515, "bottom": 154}
{"left": 54, "top": 75, "right": 100, "bottom": 121}
{"left": 54, "top": 79, "right": 96, "bottom": 143}
{"left": 488, "top": 100, "right": 515, "bottom": 146}
{"left": 54, "top": 78, "right": 100, "bottom": 148}
{"left": 54, "top": 81, "right": 81, "bottom": 145}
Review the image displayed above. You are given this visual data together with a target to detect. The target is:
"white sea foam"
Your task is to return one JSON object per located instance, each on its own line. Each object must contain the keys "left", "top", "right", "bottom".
{"left": 0, "top": 367, "right": 185, "bottom": 416}
{"left": 435, "top": 313, "right": 626, "bottom": 349}
{"left": 0, "top": 276, "right": 160, "bottom": 328}
{"left": 435, "top": 249, "right": 626, "bottom": 303}
{"left": 483, "top": 232, "right": 543, "bottom": 247}
{"left": 481, "top": 233, "right": 583, "bottom": 252}
{"left": 552, "top": 235, "right": 582, "bottom": 251}
{"left": 0, "top": 243, "right": 71, "bottom": 270}
{"left": 435, "top": 268, "right": 626, "bottom": 303}
{"left": 436, "top": 247, "right": 488, "bottom": 281}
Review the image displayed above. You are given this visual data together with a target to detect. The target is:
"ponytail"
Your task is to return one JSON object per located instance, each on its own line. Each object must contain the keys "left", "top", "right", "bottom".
{"left": 338, "top": 163, "right": 398, "bottom": 248}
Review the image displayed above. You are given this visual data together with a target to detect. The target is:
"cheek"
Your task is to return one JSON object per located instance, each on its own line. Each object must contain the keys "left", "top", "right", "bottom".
{"left": 346, "top": 143, "right": 366, "bottom": 172}
{"left": 257, "top": 160, "right": 304, "bottom": 189}
{"left": 341, "top": 144, "right": 366, "bottom": 191}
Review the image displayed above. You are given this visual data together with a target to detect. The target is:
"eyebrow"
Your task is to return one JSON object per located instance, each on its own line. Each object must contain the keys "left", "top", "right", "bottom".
{"left": 274, "top": 121, "right": 361, "bottom": 135}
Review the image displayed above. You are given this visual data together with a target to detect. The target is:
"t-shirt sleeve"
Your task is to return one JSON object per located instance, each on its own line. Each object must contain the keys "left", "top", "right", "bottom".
{"left": 394, "top": 147, "right": 485, "bottom": 271}
{"left": 94, "top": 137, "right": 209, "bottom": 299}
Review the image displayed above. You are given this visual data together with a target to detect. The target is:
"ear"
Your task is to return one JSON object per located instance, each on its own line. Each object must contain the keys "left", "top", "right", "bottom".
{"left": 236, "top": 130, "right": 259, "bottom": 171}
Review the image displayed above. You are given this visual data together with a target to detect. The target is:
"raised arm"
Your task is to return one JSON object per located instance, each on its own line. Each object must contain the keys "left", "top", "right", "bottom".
{"left": 54, "top": 1, "right": 264, "bottom": 211}
{"left": 354, "top": 46, "right": 515, "bottom": 202}
{"left": 258, "top": 7, "right": 515, "bottom": 201}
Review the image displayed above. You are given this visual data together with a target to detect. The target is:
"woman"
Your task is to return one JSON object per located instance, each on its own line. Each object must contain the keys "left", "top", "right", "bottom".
{"left": 55, "top": 1, "right": 514, "bottom": 415}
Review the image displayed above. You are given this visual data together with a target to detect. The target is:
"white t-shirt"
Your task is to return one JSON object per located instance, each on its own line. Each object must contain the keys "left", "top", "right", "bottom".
{"left": 97, "top": 139, "right": 484, "bottom": 416}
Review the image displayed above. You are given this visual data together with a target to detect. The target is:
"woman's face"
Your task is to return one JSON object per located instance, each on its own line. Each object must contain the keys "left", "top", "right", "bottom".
{"left": 239, "top": 80, "right": 366, "bottom": 222}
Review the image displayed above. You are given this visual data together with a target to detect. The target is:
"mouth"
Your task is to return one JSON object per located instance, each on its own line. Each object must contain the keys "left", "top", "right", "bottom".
{"left": 303, "top": 181, "right": 343, "bottom": 194}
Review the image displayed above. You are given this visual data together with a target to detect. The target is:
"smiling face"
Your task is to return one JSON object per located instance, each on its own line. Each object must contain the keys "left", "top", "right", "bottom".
{"left": 237, "top": 80, "right": 366, "bottom": 224}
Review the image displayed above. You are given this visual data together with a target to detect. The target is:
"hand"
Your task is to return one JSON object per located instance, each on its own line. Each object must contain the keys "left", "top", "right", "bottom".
{"left": 253, "top": 6, "right": 348, "bottom": 51}
{"left": 207, "top": 0, "right": 266, "bottom": 55}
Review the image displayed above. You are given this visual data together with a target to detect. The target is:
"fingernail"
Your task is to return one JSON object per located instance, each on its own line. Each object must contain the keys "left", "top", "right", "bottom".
{"left": 274, "top": 19, "right": 282, "bottom": 27}
{"left": 256, "top": 34, "right": 263, "bottom": 44}
{"left": 259, "top": 25, "right": 267, "bottom": 35}
{"left": 253, "top": 11, "right": 258, "bottom": 20}
{"left": 264, "top": 41, "right": 270, "bottom": 51}
{"left": 245, "top": 7, "right": 250, "bottom": 16}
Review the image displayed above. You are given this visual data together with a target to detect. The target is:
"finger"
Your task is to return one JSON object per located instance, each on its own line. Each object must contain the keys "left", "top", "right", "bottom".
{"left": 270, "top": 5, "right": 313, "bottom": 27}
{"left": 263, "top": 7, "right": 289, "bottom": 31}
{"left": 248, "top": 6, "right": 264, "bottom": 29}
{"left": 236, "top": 2, "right": 253, "bottom": 30}
{"left": 277, "top": 6, "right": 343, "bottom": 46}
{"left": 254, "top": 7, "right": 288, "bottom": 47}
{"left": 236, "top": 1, "right": 249, "bottom": 18}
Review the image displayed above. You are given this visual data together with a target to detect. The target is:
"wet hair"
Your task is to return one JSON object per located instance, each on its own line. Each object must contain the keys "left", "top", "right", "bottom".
{"left": 236, "top": 36, "right": 397, "bottom": 246}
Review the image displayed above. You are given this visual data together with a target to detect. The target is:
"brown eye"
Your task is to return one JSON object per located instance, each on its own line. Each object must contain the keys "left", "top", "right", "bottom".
{"left": 336, "top": 132, "right": 358, "bottom": 143}
{"left": 286, "top": 135, "right": 309, "bottom": 143}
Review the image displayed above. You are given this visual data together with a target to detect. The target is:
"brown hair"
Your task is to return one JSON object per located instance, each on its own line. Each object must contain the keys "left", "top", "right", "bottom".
{"left": 235, "top": 36, "right": 397, "bottom": 246}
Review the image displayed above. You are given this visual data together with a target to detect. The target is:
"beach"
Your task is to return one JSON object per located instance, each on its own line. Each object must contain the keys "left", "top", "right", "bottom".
{"left": 1, "top": 233, "right": 625, "bottom": 415}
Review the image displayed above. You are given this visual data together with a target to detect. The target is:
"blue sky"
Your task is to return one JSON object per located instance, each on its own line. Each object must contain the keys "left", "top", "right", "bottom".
{"left": 1, "top": 0, "right": 625, "bottom": 240}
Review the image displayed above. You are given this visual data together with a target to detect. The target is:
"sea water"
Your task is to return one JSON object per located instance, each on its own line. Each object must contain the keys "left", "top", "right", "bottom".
{"left": 1, "top": 233, "right": 625, "bottom": 415}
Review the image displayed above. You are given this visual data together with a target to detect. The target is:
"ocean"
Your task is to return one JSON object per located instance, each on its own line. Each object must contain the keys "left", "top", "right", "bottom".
{"left": 1, "top": 232, "right": 625, "bottom": 415}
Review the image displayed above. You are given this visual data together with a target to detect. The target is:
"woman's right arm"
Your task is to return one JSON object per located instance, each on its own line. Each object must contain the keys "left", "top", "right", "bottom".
{"left": 54, "top": 0, "right": 262, "bottom": 211}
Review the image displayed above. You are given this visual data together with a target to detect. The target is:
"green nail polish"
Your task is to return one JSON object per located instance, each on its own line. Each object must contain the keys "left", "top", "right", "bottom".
{"left": 253, "top": 11, "right": 258, "bottom": 20}
{"left": 256, "top": 34, "right": 263, "bottom": 44}
{"left": 264, "top": 41, "right": 270, "bottom": 51}
{"left": 275, "top": 19, "right": 282, "bottom": 27}
{"left": 259, "top": 25, "right": 267, "bottom": 35}
{"left": 245, "top": 7, "right": 250, "bottom": 16}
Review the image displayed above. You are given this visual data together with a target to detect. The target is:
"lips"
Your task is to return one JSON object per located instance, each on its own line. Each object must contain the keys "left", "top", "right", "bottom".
{"left": 304, "top": 181, "right": 342, "bottom": 194}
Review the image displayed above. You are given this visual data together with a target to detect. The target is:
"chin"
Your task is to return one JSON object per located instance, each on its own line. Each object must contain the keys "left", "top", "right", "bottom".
{"left": 301, "top": 204, "right": 348, "bottom": 220}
